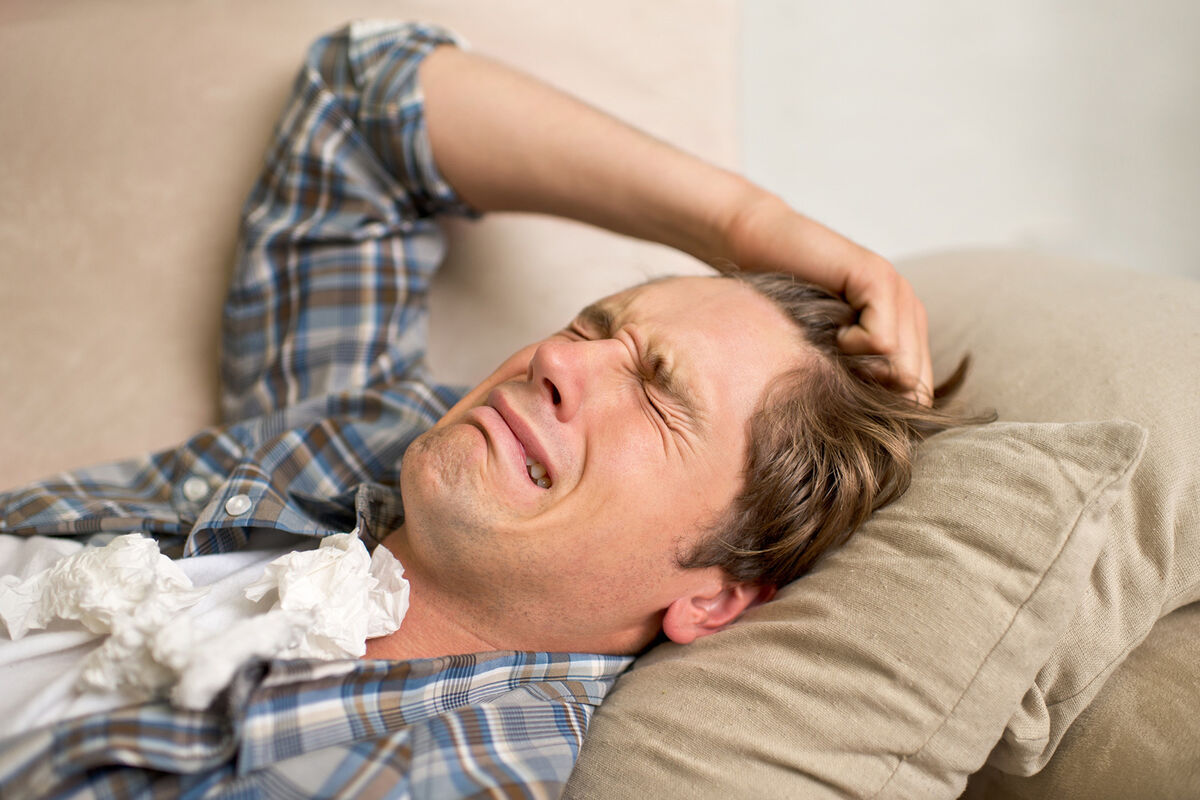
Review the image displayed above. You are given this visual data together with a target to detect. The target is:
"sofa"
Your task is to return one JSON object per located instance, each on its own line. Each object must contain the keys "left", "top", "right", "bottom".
{"left": 1, "top": 2, "right": 1196, "bottom": 798}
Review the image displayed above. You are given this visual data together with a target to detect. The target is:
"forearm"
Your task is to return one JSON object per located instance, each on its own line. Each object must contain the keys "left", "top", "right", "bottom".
{"left": 418, "top": 42, "right": 933, "bottom": 403}
{"left": 418, "top": 45, "right": 763, "bottom": 268}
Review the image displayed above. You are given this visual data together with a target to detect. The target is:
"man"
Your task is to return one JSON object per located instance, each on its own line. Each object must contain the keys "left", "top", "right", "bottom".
{"left": 0, "top": 21, "right": 944, "bottom": 798}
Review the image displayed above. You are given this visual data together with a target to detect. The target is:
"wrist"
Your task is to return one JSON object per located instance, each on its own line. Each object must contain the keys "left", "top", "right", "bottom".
{"left": 699, "top": 179, "right": 783, "bottom": 272}
{"left": 713, "top": 189, "right": 889, "bottom": 299}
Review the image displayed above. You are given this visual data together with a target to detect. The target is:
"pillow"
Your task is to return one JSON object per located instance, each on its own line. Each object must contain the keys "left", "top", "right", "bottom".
{"left": 963, "top": 602, "right": 1200, "bottom": 800}
{"left": 904, "top": 251, "right": 1200, "bottom": 777}
{"left": 564, "top": 420, "right": 1146, "bottom": 799}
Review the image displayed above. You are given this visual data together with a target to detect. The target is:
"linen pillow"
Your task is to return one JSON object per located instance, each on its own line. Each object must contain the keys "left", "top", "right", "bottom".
{"left": 564, "top": 420, "right": 1146, "bottom": 799}
{"left": 904, "top": 251, "right": 1200, "bottom": 777}
{"left": 962, "top": 602, "right": 1200, "bottom": 800}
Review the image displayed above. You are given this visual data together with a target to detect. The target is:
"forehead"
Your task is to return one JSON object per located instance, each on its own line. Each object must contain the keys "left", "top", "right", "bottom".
{"left": 590, "top": 276, "right": 809, "bottom": 419}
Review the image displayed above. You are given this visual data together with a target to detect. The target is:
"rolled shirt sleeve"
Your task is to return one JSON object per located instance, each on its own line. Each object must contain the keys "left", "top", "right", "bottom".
{"left": 221, "top": 21, "right": 477, "bottom": 423}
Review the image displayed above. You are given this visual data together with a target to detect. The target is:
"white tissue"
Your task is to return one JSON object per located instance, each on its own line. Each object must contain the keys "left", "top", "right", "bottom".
{"left": 242, "top": 532, "right": 410, "bottom": 660}
{"left": 0, "top": 533, "right": 207, "bottom": 640}
{"left": 0, "top": 531, "right": 410, "bottom": 710}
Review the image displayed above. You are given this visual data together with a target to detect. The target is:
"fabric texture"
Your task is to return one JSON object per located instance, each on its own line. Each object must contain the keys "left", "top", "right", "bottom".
{"left": 962, "top": 602, "right": 1200, "bottom": 800}
{"left": 0, "top": 22, "right": 630, "bottom": 799}
{"left": 1, "top": 652, "right": 622, "bottom": 800}
{"left": 903, "top": 251, "right": 1200, "bottom": 788}
{"left": 564, "top": 420, "right": 1147, "bottom": 799}
{"left": 568, "top": 249, "right": 1200, "bottom": 800}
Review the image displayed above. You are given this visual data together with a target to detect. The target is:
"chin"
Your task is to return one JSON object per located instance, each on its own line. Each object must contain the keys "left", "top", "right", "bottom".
{"left": 403, "top": 426, "right": 473, "bottom": 501}
{"left": 400, "top": 423, "right": 503, "bottom": 537}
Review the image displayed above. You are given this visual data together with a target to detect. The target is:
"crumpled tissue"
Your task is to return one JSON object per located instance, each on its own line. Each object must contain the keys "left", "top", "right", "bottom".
{"left": 0, "top": 534, "right": 209, "bottom": 696}
{"left": 242, "top": 531, "right": 409, "bottom": 658}
{"left": 0, "top": 531, "right": 409, "bottom": 710}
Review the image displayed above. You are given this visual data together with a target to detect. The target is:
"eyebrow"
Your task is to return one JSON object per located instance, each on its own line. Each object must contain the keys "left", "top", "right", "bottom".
{"left": 575, "top": 301, "right": 705, "bottom": 426}
{"left": 576, "top": 302, "right": 617, "bottom": 338}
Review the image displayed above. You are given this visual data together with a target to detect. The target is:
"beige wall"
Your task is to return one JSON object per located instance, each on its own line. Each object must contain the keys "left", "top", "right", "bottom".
{"left": 742, "top": 0, "right": 1200, "bottom": 278}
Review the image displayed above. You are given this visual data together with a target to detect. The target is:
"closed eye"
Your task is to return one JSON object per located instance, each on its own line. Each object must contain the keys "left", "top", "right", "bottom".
{"left": 636, "top": 353, "right": 670, "bottom": 420}
{"left": 569, "top": 302, "right": 702, "bottom": 427}
{"left": 567, "top": 322, "right": 666, "bottom": 420}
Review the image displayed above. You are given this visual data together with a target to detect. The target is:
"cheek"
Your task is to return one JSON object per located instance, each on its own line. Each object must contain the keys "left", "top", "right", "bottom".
{"left": 570, "top": 475, "right": 713, "bottom": 573}
{"left": 579, "top": 437, "right": 671, "bottom": 521}
{"left": 644, "top": 467, "right": 738, "bottom": 550}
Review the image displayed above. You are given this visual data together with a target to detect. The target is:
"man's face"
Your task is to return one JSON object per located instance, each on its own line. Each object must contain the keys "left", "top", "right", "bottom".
{"left": 397, "top": 276, "right": 808, "bottom": 653}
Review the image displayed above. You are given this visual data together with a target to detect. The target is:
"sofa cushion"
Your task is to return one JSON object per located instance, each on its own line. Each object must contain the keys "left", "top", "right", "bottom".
{"left": 905, "top": 250, "right": 1200, "bottom": 775}
{"left": 565, "top": 419, "right": 1146, "bottom": 799}
{"left": 962, "top": 601, "right": 1200, "bottom": 800}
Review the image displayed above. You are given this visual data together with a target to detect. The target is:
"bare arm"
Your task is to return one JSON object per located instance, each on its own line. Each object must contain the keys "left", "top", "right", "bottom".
{"left": 419, "top": 46, "right": 932, "bottom": 403}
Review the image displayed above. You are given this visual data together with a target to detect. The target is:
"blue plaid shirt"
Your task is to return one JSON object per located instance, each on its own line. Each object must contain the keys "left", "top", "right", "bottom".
{"left": 0, "top": 21, "right": 630, "bottom": 799}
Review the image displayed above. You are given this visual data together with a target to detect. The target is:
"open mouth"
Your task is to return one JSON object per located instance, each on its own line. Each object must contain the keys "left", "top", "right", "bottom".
{"left": 485, "top": 391, "right": 554, "bottom": 491}
{"left": 524, "top": 455, "right": 552, "bottom": 489}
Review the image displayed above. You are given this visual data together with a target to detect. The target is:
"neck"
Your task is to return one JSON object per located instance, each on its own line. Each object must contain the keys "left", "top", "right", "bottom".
{"left": 363, "top": 526, "right": 502, "bottom": 661}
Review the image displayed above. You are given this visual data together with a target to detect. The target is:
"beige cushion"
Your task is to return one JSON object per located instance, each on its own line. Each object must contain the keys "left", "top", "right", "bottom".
{"left": 962, "top": 602, "right": 1200, "bottom": 800}
{"left": 565, "top": 420, "right": 1147, "bottom": 799}
{"left": 0, "top": 0, "right": 733, "bottom": 489}
{"left": 904, "top": 251, "right": 1200, "bottom": 775}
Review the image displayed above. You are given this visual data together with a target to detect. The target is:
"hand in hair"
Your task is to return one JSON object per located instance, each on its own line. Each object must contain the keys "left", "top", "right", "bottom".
{"left": 718, "top": 194, "right": 934, "bottom": 406}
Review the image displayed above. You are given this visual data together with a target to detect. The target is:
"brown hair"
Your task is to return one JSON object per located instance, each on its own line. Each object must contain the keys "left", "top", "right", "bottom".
{"left": 679, "top": 272, "right": 987, "bottom": 586}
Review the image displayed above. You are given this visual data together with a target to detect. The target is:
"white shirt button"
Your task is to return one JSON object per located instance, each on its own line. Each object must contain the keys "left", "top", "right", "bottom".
{"left": 224, "top": 494, "right": 252, "bottom": 516}
{"left": 182, "top": 476, "right": 211, "bottom": 503}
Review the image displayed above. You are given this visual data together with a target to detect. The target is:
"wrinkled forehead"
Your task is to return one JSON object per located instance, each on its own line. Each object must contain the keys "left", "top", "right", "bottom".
{"left": 584, "top": 275, "right": 737, "bottom": 321}
{"left": 588, "top": 274, "right": 794, "bottom": 335}
{"left": 577, "top": 275, "right": 669, "bottom": 320}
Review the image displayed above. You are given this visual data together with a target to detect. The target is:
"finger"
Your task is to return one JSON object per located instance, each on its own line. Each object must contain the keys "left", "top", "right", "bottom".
{"left": 836, "top": 302, "right": 897, "bottom": 357}
{"left": 839, "top": 272, "right": 900, "bottom": 357}
{"left": 898, "top": 343, "right": 933, "bottom": 407}
{"left": 836, "top": 322, "right": 876, "bottom": 356}
{"left": 838, "top": 306, "right": 904, "bottom": 392}
{"left": 892, "top": 292, "right": 933, "bottom": 403}
{"left": 913, "top": 303, "right": 934, "bottom": 406}
{"left": 841, "top": 296, "right": 933, "bottom": 405}
{"left": 888, "top": 294, "right": 926, "bottom": 393}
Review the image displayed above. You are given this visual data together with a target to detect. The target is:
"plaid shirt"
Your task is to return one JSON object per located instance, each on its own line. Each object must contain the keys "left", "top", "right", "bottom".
{"left": 0, "top": 21, "right": 630, "bottom": 799}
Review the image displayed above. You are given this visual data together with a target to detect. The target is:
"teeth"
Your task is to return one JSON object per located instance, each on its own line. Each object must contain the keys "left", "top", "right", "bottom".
{"left": 525, "top": 457, "right": 551, "bottom": 488}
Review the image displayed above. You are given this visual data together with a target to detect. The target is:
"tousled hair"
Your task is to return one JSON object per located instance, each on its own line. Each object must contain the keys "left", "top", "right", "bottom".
{"left": 678, "top": 272, "right": 987, "bottom": 587}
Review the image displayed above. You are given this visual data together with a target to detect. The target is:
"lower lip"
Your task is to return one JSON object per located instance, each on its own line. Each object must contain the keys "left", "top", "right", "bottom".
{"left": 463, "top": 406, "right": 538, "bottom": 492}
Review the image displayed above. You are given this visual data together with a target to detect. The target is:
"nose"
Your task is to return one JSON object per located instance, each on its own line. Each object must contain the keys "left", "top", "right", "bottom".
{"left": 528, "top": 337, "right": 627, "bottom": 422}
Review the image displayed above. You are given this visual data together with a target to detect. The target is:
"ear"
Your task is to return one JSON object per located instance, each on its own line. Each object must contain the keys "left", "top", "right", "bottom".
{"left": 661, "top": 581, "right": 776, "bottom": 645}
